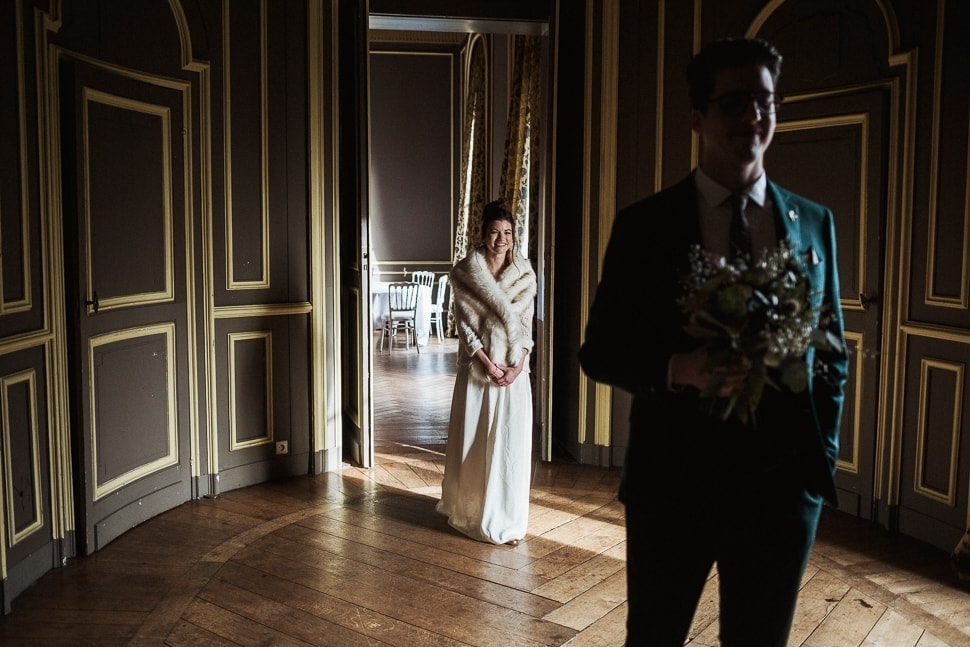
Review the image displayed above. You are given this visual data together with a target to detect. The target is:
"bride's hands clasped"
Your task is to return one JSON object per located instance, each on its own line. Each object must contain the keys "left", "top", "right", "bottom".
{"left": 492, "top": 350, "right": 529, "bottom": 387}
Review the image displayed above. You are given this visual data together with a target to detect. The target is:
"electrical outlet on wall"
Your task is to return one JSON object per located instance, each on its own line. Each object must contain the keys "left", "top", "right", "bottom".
{"left": 275, "top": 440, "right": 288, "bottom": 455}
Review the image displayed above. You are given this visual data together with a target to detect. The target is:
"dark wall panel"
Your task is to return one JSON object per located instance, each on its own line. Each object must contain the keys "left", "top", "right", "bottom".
{"left": 214, "top": 316, "right": 306, "bottom": 491}
{"left": 898, "top": 335, "right": 970, "bottom": 548}
{"left": 369, "top": 50, "right": 455, "bottom": 270}
{"left": 0, "top": 346, "right": 53, "bottom": 608}
{"left": 0, "top": 0, "right": 44, "bottom": 334}
{"left": 216, "top": 0, "right": 309, "bottom": 303}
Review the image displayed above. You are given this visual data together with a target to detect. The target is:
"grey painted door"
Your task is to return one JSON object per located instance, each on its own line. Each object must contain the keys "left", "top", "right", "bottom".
{"left": 60, "top": 57, "right": 193, "bottom": 554}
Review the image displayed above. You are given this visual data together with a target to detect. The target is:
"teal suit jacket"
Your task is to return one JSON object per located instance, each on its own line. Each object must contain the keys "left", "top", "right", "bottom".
{"left": 579, "top": 172, "right": 849, "bottom": 504}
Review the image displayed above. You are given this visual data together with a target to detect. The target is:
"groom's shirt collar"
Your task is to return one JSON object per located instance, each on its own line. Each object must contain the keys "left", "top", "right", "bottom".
{"left": 694, "top": 167, "right": 767, "bottom": 207}
{"left": 694, "top": 167, "right": 775, "bottom": 258}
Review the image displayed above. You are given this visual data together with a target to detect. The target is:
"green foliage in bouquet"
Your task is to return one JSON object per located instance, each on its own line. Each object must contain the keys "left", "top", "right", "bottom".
{"left": 677, "top": 240, "right": 842, "bottom": 425}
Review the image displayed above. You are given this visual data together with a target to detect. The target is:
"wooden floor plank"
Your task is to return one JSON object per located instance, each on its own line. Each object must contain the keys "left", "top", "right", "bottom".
{"left": 523, "top": 515, "right": 625, "bottom": 579}
{"left": 915, "top": 632, "right": 958, "bottom": 647}
{"left": 803, "top": 588, "right": 886, "bottom": 645}
{"left": 530, "top": 543, "right": 626, "bottom": 603}
{"left": 861, "top": 608, "right": 925, "bottom": 647}
{"left": 560, "top": 603, "right": 627, "bottom": 646}
{"left": 788, "top": 568, "right": 852, "bottom": 645}
{"left": 541, "top": 570, "right": 627, "bottom": 631}
{"left": 162, "top": 618, "right": 243, "bottom": 647}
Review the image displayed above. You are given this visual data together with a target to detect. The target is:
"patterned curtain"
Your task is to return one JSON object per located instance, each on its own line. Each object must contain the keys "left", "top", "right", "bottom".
{"left": 499, "top": 35, "right": 543, "bottom": 261}
{"left": 453, "top": 34, "right": 489, "bottom": 265}
{"left": 449, "top": 34, "right": 489, "bottom": 335}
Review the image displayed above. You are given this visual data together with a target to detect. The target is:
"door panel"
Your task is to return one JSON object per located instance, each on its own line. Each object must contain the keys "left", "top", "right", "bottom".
{"left": 61, "top": 58, "right": 192, "bottom": 554}
{"left": 339, "top": 0, "right": 372, "bottom": 467}
{"left": 770, "top": 87, "right": 888, "bottom": 519}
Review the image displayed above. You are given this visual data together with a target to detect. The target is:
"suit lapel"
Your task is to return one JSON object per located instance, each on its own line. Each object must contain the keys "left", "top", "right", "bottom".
{"left": 767, "top": 180, "right": 802, "bottom": 249}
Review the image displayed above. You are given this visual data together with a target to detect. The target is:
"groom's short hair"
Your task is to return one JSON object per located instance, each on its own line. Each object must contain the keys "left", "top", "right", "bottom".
{"left": 687, "top": 38, "right": 783, "bottom": 111}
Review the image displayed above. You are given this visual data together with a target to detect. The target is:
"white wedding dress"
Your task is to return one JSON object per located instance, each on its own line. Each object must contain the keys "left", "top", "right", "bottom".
{"left": 435, "top": 249, "right": 536, "bottom": 545}
{"left": 436, "top": 357, "right": 533, "bottom": 545}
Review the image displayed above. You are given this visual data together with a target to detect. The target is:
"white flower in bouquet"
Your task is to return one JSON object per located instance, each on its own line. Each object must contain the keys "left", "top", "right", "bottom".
{"left": 678, "top": 240, "right": 842, "bottom": 424}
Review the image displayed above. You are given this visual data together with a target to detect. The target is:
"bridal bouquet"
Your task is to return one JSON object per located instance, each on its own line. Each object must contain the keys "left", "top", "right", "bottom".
{"left": 677, "top": 240, "right": 841, "bottom": 424}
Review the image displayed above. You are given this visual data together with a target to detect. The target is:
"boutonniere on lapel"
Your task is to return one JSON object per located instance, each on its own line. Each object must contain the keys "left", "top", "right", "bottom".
{"left": 677, "top": 239, "right": 843, "bottom": 425}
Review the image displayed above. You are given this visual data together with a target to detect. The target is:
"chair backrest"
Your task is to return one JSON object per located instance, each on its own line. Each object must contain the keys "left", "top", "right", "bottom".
{"left": 434, "top": 274, "right": 449, "bottom": 308}
{"left": 411, "top": 271, "right": 435, "bottom": 289}
{"left": 388, "top": 282, "right": 419, "bottom": 317}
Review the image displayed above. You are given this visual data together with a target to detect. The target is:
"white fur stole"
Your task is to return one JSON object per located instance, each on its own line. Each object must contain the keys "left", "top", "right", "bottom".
{"left": 449, "top": 248, "right": 537, "bottom": 368}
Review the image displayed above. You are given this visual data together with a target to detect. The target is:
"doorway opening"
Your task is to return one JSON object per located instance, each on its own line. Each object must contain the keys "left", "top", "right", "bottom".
{"left": 363, "top": 14, "right": 550, "bottom": 469}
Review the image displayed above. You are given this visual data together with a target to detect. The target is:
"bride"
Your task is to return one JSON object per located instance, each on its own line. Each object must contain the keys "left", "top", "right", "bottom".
{"left": 435, "top": 200, "right": 537, "bottom": 546}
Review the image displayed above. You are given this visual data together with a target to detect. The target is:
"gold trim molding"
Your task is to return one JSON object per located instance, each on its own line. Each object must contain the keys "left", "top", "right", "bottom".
{"left": 1, "top": 369, "right": 45, "bottom": 546}
{"left": 214, "top": 302, "right": 312, "bottom": 319}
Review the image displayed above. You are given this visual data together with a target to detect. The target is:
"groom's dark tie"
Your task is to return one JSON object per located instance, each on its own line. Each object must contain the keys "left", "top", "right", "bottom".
{"left": 729, "top": 193, "right": 752, "bottom": 259}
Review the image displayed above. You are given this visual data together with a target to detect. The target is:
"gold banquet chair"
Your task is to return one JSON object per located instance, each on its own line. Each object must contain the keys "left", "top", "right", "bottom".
{"left": 380, "top": 282, "right": 421, "bottom": 353}
{"left": 410, "top": 270, "right": 435, "bottom": 290}
{"left": 428, "top": 274, "right": 449, "bottom": 343}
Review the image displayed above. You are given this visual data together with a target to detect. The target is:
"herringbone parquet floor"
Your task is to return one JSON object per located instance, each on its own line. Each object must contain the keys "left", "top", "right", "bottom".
{"left": 0, "top": 335, "right": 968, "bottom": 645}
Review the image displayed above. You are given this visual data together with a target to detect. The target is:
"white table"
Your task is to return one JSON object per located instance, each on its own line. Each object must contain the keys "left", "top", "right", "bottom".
{"left": 372, "top": 281, "right": 432, "bottom": 347}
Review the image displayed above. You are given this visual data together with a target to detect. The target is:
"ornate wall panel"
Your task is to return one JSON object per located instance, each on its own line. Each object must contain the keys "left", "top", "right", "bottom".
{"left": 0, "top": 8, "right": 30, "bottom": 316}
{"left": 213, "top": 315, "right": 305, "bottom": 492}
{"left": 224, "top": 0, "right": 271, "bottom": 289}
{"left": 1, "top": 370, "right": 44, "bottom": 545}
{"left": 0, "top": 345, "right": 52, "bottom": 609}
{"left": 910, "top": 0, "right": 970, "bottom": 319}
{"left": 216, "top": 0, "right": 308, "bottom": 303}
{"left": 0, "top": 0, "right": 44, "bottom": 335}
{"left": 228, "top": 330, "right": 273, "bottom": 450}
{"left": 898, "top": 332, "right": 970, "bottom": 546}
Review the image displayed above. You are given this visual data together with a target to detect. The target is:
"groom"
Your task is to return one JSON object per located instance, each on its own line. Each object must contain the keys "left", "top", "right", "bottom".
{"left": 579, "top": 38, "right": 849, "bottom": 646}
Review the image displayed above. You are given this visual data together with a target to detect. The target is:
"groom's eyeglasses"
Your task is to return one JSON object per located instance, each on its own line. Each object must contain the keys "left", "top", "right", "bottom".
{"left": 707, "top": 91, "right": 781, "bottom": 116}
